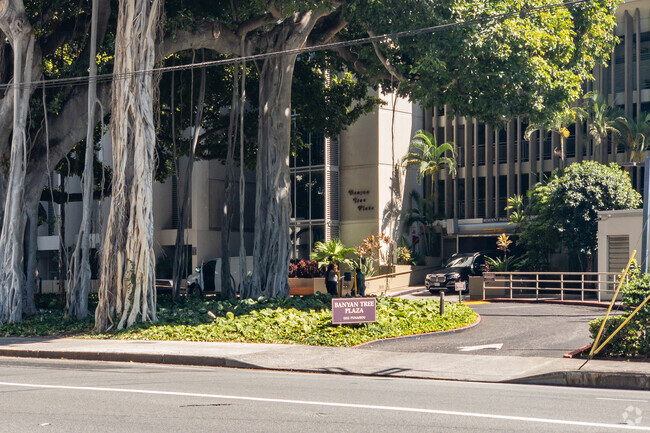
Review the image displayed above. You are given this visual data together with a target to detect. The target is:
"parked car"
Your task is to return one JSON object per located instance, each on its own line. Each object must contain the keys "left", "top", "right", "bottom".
{"left": 424, "top": 252, "right": 487, "bottom": 293}
{"left": 155, "top": 278, "right": 175, "bottom": 294}
{"left": 186, "top": 257, "right": 253, "bottom": 297}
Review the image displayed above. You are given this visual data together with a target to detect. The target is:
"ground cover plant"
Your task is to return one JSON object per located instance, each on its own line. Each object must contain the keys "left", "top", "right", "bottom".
{"left": 0, "top": 294, "right": 477, "bottom": 347}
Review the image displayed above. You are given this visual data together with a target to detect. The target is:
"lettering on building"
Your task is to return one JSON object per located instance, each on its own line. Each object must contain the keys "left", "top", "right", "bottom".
{"left": 348, "top": 189, "right": 375, "bottom": 212}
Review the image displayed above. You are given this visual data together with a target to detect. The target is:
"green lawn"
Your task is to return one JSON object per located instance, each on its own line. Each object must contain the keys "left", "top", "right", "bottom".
{"left": 0, "top": 294, "right": 478, "bottom": 347}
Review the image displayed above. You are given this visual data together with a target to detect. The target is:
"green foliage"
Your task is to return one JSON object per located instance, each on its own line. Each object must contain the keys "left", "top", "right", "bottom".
{"left": 396, "top": 245, "right": 414, "bottom": 265}
{"left": 580, "top": 91, "right": 622, "bottom": 149}
{"left": 402, "top": 190, "right": 441, "bottom": 258}
{"left": 0, "top": 294, "right": 478, "bottom": 347}
{"left": 114, "top": 295, "right": 479, "bottom": 347}
{"left": 403, "top": 130, "right": 456, "bottom": 180}
{"left": 353, "top": 0, "right": 620, "bottom": 128}
{"left": 505, "top": 194, "right": 525, "bottom": 232}
{"left": 589, "top": 270, "right": 650, "bottom": 358}
{"left": 485, "top": 255, "right": 521, "bottom": 272}
{"left": 519, "top": 161, "right": 641, "bottom": 270}
{"left": 610, "top": 112, "right": 650, "bottom": 163}
{"left": 310, "top": 239, "right": 356, "bottom": 270}
{"left": 589, "top": 315, "right": 640, "bottom": 358}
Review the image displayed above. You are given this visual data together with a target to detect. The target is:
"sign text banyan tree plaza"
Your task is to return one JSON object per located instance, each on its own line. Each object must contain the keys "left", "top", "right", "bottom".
{"left": 331, "top": 298, "right": 377, "bottom": 324}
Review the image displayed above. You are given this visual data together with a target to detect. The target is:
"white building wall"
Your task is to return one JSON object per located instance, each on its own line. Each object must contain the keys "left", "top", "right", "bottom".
{"left": 597, "top": 209, "right": 643, "bottom": 273}
{"left": 340, "top": 88, "right": 422, "bottom": 250}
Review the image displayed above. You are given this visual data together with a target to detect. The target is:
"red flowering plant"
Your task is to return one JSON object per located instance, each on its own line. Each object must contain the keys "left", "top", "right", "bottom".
{"left": 288, "top": 259, "right": 324, "bottom": 278}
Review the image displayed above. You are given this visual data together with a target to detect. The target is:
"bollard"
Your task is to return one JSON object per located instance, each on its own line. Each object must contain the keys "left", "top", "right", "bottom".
{"left": 439, "top": 292, "right": 445, "bottom": 315}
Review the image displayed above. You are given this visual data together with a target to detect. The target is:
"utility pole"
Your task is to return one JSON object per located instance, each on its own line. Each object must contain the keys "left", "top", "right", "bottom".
{"left": 642, "top": 157, "right": 650, "bottom": 273}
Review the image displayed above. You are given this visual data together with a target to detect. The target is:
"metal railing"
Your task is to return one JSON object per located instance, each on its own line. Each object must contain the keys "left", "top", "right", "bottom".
{"left": 482, "top": 271, "right": 627, "bottom": 302}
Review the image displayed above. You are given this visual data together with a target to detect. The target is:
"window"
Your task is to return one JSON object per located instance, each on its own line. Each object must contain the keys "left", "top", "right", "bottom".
{"left": 498, "top": 129, "right": 507, "bottom": 163}
{"left": 477, "top": 124, "right": 486, "bottom": 166}
{"left": 310, "top": 171, "right": 325, "bottom": 220}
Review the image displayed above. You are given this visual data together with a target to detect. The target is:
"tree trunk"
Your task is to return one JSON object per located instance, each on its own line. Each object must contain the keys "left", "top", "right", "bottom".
{"left": 57, "top": 176, "right": 65, "bottom": 296}
{"left": 246, "top": 14, "right": 324, "bottom": 299}
{"left": 247, "top": 47, "right": 298, "bottom": 297}
{"left": 238, "top": 47, "right": 248, "bottom": 294}
{"left": 221, "top": 65, "right": 239, "bottom": 299}
{"left": 0, "top": 6, "right": 35, "bottom": 324}
{"left": 95, "top": 0, "right": 161, "bottom": 332}
{"left": 22, "top": 196, "right": 38, "bottom": 315}
{"left": 66, "top": 0, "right": 99, "bottom": 320}
{"left": 247, "top": 53, "right": 293, "bottom": 298}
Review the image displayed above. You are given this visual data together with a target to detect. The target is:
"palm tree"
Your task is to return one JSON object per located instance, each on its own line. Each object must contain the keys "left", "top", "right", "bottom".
{"left": 402, "top": 130, "right": 456, "bottom": 199}
{"left": 580, "top": 91, "right": 621, "bottom": 157}
{"left": 525, "top": 107, "right": 582, "bottom": 168}
{"left": 610, "top": 112, "right": 650, "bottom": 163}
{"left": 310, "top": 239, "right": 356, "bottom": 270}
{"left": 402, "top": 190, "right": 437, "bottom": 256}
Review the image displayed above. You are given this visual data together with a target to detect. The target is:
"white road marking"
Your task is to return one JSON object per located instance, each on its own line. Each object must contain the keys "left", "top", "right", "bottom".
{"left": 458, "top": 343, "right": 503, "bottom": 351}
{"left": 597, "top": 398, "right": 649, "bottom": 403}
{"left": 0, "top": 381, "right": 648, "bottom": 430}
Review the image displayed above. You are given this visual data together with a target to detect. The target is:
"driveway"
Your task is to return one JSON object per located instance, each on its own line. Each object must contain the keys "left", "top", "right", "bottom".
{"left": 360, "top": 288, "right": 617, "bottom": 357}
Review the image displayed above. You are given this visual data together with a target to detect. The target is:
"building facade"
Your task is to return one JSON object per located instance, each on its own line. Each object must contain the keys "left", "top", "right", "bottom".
{"left": 430, "top": 0, "right": 650, "bottom": 256}
{"left": 289, "top": 91, "right": 424, "bottom": 260}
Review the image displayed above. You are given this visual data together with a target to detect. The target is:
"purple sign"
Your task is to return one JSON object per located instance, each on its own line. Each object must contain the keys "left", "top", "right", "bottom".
{"left": 332, "top": 297, "right": 376, "bottom": 324}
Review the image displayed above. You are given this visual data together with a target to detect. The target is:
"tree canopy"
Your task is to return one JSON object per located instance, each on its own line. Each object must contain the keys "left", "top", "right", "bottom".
{"left": 0, "top": 0, "right": 623, "bottom": 324}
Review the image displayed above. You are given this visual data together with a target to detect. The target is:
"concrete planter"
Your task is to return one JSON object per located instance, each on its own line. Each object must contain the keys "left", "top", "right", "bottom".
{"left": 288, "top": 278, "right": 326, "bottom": 296}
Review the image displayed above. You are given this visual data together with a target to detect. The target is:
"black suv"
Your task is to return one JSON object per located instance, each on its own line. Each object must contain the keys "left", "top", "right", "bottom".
{"left": 425, "top": 252, "right": 487, "bottom": 293}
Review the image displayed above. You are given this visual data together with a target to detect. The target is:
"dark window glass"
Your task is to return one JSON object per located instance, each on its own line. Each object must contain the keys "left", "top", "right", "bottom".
{"left": 311, "top": 225, "right": 325, "bottom": 246}
{"left": 543, "top": 133, "right": 552, "bottom": 159}
{"left": 310, "top": 171, "right": 325, "bottom": 220}
{"left": 477, "top": 124, "right": 486, "bottom": 166}
{"left": 310, "top": 133, "right": 325, "bottom": 166}
{"left": 295, "top": 225, "right": 310, "bottom": 260}
{"left": 477, "top": 177, "right": 486, "bottom": 218}
{"left": 520, "top": 174, "right": 529, "bottom": 196}
{"left": 296, "top": 143, "right": 310, "bottom": 167}
{"left": 295, "top": 172, "right": 309, "bottom": 220}
{"left": 290, "top": 174, "right": 295, "bottom": 218}
{"left": 498, "top": 129, "right": 507, "bottom": 163}
{"left": 566, "top": 125, "right": 576, "bottom": 158}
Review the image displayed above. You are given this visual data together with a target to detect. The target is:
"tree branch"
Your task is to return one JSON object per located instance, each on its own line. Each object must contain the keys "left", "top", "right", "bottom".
{"left": 159, "top": 20, "right": 243, "bottom": 59}
{"left": 367, "top": 30, "right": 406, "bottom": 83}
{"left": 323, "top": 36, "right": 391, "bottom": 84}
{"left": 318, "top": 13, "right": 347, "bottom": 43}
{"left": 236, "top": 14, "right": 275, "bottom": 37}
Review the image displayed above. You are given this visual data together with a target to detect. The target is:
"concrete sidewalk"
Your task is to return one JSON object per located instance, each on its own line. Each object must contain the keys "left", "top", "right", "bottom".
{"left": 0, "top": 337, "right": 648, "bottom": 390}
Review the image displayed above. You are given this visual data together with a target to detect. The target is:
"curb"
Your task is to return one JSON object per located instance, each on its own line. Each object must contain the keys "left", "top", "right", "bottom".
{"left": 482, "top": 298, "right": 616, "bottom": 308}
{"left": 353, "top": 315, "right": 482, "bottom": 348}
{"left": 0, "top": 348, "right": 257, "bottom": 369}
{"left": 509, "top": 370, "right": 650, "bottom": 391}
{"left": 563, "top": 344, "right": 592, "bottom": 359}
{"left": 1, "top": 344, "right": 649, "bottom": 391}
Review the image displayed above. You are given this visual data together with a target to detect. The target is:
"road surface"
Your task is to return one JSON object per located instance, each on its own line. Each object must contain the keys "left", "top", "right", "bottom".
{"left": 0, "top": 357, "right": 648, "bottom": 432}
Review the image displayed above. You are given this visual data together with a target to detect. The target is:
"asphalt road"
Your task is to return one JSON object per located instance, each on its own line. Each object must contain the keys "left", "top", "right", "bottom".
{"left": 361, "top": 288, "right": 615, "bottom": 357}
{"left": 1, "top": 357, "right": 649, "bottom": 432}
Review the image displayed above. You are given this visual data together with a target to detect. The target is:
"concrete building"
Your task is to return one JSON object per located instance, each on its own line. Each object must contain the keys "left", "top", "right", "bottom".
{"left": 290, "top": 90, "right": 423, "bottom": 259}
{"left": 36, "top": 88, "right": 423, "bottom": 281}
{"left": 429, "top": 0, "right": 650, "bottom": 256}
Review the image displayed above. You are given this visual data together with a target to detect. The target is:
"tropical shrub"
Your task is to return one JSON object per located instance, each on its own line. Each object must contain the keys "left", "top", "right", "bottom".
{"left": 589, "top": 269, "right": 650, "bottom": 358}
{"left": 519, "top": 161, "right": 641, "bottom": 271}
{"left": 310, "top": 239, "right": 356, "bottom": 270}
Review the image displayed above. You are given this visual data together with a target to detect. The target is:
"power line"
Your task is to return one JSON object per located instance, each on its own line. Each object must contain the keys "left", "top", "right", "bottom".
{"left": 2, "top": 0, "right": 591, "bottom": 91}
